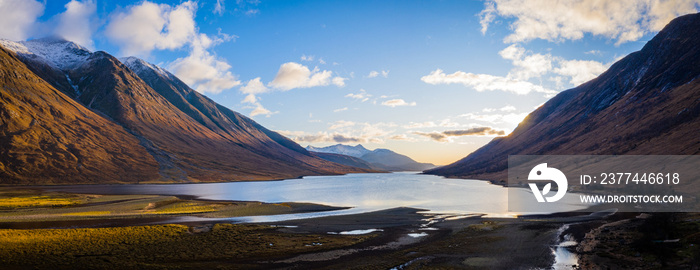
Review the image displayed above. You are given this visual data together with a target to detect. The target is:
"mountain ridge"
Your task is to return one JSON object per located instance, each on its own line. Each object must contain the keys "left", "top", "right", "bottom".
{"left": 0, "top": 38, "right": 371, "bottom": 184}
{"left": 307, "top": 144, "right": 436, "bottom": 171}
{"left": 425, "top": 13, "right": 700, "bottom": 183}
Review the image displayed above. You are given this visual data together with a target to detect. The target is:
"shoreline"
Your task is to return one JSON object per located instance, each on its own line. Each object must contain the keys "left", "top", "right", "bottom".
{"left": 5, "top": 186, "right": 694, "bottom": 268}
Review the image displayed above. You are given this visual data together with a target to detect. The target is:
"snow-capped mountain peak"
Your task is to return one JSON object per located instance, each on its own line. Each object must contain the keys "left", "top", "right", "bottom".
{"left": 305, "top": 144, "right": 371, "bottom": 158}
{"left": 120, "top": 56, "right": 174, "bottom": 79}
{"left": 0, "top": 37, "right": 91, "bottom": 70}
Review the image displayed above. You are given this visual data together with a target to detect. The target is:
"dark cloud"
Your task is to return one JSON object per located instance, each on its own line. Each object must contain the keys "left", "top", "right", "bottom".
{"left": 414, "top": 127, "right": 505, "bottom": 142}
{"left": 332, "top": 134, "right": 363, "bottom": 143}
{"left": 443, "top": 127, "right": 505, "bottom": 136}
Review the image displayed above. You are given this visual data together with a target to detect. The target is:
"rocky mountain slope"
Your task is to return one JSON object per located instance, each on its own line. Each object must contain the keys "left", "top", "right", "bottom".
{"left": 0, "top": 38, "right": 370, "bottom": 184}
{"left": 307, "top": 144, "right": 435, "bottom": 171}
{"left": 425, "top": 13, "right": 700, "bottom": 183}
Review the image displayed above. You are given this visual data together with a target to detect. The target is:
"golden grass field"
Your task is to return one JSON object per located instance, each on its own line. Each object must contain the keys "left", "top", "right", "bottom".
{"left": 0, "top": 223, "right": 374, "bottom": 269}
{"left": 0, "top": 189, "right": 342, "bottom": 222}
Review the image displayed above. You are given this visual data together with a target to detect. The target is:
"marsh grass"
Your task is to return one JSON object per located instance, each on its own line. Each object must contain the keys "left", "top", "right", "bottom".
{"left": 0, "top": 195, "right": 81, "bottom": 208}
{"left": 0, "top": 223, "right": 373, "bottom": 269}
{"left": 0, "top": 190, "right": 342, "bottom": 223}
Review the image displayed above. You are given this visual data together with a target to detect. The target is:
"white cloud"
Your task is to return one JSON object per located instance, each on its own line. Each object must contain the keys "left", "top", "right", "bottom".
{"left": 368, "top": 70, "right": 389, "bottom": 78}
{"left": 483, "top": 105, "right": 517, "bottom": 112}
{"left": 389, "top": 134, "right": 415, "bottom": 142}
{"left": 107, "top": 1, "right": 239, "bottom": 94}
{"left": 168, "top": 34, "right": 241, "bottom": 93}
{"left": 422, "top": 69, "right": 556, "bottom": 96}
{"left": 423, "top": 42, "right": 612, "bottom": 95}
{"left": 329, "top": 120, "right": 356, "bottom": 130}
{"left": 332, "top": 76, "right": 347, "bottom": 87}
{"left": 239, "top": 77, "right": 274, "bottom": 117}
{"left": 268, "top": 62, "right": 345, "bottom": 90}
{"left": 479, "top": 1, "right": 496, "bottom": 34}
{"left": 499, "top": 44, "right": 553, "bottom": 81}
{"left": 240, "top": 77, "right": 268, "bottom": 94}
{"left": 554, "top": 59, "right": 609, "bottom": 86}
{"left": 281, "top": 122, "right": 398, "bottom": 145}
{"left": 55, "top": 0, "right": 97, "bottom": 49}
{"left": 250, "top": 103, "right": 275, "bottom": 117}
{"left": 214, "top": 0, "right": 225, "bottom": 15}
{"left": 345, "top": 89, "right": 372, "bottom": 102}
{"left": 382, "top": 99, "right": 417, "bottom": 108}
{"left": 0, "top": 0, "right": 43, "bottom": 40}
{"left": 403, "top": 121, "right": 437, "bottom": 129}
{"left": 106, "top": 1, "right": 197, "bottom": 56}
{"left": 439, "top": 119, "right": 461, "bottom": 127}
{"left": 333, "top": 107, "right": 348, "bottom": 113}
{"left": 301, "top": 54, "right": 314, "bottom": 62}
{"left": 585, "top": 50, "right": 602, "bottom": 56}
{"left": 461, "top": 112, "right": 529, "bottom": 125}
{"left": 480, "top": 0, "right": 700, "bottom": 44}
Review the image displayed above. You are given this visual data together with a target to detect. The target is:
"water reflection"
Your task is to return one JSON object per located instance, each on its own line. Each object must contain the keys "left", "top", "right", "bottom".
{"left": 43, "top": 172, "right": 588, "bottom": 218}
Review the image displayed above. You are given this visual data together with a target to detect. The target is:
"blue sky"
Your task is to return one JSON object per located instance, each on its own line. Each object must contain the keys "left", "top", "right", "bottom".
{"left": 4, "top": 0, "right": 699, "bottom": 165}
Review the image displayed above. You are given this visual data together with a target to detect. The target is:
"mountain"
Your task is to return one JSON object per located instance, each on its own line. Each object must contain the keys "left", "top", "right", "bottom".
{"left": 0, "top": 44, "right": 158, "bottom": 184}
{"left": 307, "top": 144, "right": 436, "bottom": 171}
{"left": 0, "top": 37, "right": 371, "bottom": 184}
{"left": 306, "top": 144, "right": 371, "bottom": 158}
{"left": 310, "top": 152, "right": 377, "bottom": 170}
{"left": 425, "top": 13, "right": 700, "bottom": 183}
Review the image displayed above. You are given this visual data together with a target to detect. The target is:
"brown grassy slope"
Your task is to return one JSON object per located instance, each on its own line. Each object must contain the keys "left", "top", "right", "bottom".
{"left": 67, "top": 52, "right": 372, "bottom": 182}
{"left": 0, "top": 47, "right": 159, "bottom": 184}
{"left": 122, "top": 58, "right": 378, "bottom": 180}
{"left": 426, "top": 13, "right": 700, "bottom": 182}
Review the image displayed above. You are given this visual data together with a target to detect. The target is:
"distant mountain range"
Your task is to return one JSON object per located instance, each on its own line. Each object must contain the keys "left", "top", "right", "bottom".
{"left": 426, "top": 13, "right": 700, "bottom": 183}
{"left": 307, "top": 144, "right": 436, "bottom": 171}
{"left": 0, "top": 37, "right": 372, "bottom": 184}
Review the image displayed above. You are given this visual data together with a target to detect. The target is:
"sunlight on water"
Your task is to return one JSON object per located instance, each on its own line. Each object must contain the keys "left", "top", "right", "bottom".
{"left": 45, "top": 172, "right": 589, "bottom": 222}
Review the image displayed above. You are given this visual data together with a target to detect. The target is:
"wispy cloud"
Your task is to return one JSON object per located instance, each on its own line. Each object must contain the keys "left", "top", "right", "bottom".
{"left": 214, "top": 0, "right": 225, "bottom": 15}
{"left": 301, "top": 54, "right": 314, "bottom": 62}
{"left": 422, "top": 69, "right": 556, "bottom": 95}
{"left": 483, "top": 105, "right": 516, "bottom": 112}
{"left": 240, "top": 77, "right": 275, "bottom": 117}
{"left": 479, "top": 0, "right": 700, "bottom": 45}
{"left": 422, "top": 42, "right": 612, "bottom": 96}
{"left": 460, "top": 112, "right": 529, "bottom": 125}
{"left": 382, "top": 99, "right": 416, "bottom": 107}
{"left": 345, "top": 89, "right": 372, "bottom": 102}
{"left": 368, "top": 70, "right": 389, "bottom": 78}
{"left": 403, "top": 121, "right": 437, "bottom": 129}
{"left": 413, "top": 127, "right": 506, "bottom": 142}
{"left": 333, "top": 107, "right": 348, "bottom": 113}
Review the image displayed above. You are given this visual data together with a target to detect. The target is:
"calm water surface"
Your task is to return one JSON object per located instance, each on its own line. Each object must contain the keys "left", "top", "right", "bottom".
{"left": 43, "top": 172, "right": 587, "bottom": 222}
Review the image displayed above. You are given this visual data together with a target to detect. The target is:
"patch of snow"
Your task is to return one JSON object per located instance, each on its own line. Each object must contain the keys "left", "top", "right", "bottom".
{"left": 0, "top": 37, "right": 91, "bottom": 70}
{"left": 306, "top": 144, "right": 372, "bottom": 158}
{"left": 120, "top": 56, "right": 173, "bottom": 79}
